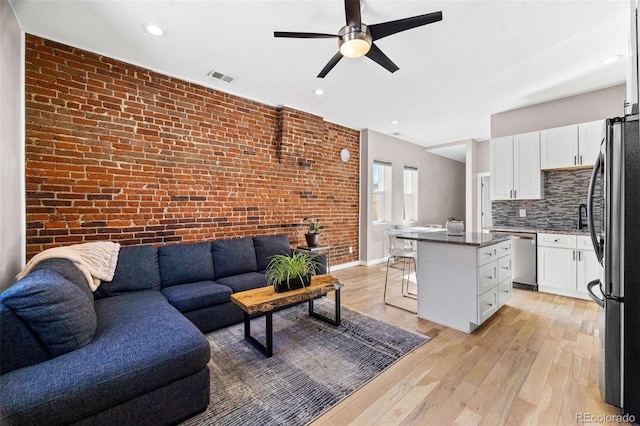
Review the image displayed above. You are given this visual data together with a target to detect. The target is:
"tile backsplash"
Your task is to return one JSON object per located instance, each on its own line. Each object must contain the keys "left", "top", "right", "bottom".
{"left": 492, "top": 168, "right": 603, "bottom": 231}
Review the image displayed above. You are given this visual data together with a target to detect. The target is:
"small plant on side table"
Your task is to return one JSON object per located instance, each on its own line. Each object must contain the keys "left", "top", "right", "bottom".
{"left": 303, "top": 217, "right": 326, "bottom": 247}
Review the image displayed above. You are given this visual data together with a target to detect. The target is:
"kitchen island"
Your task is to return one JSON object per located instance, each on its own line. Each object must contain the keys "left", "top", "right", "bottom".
{"left": 397, "top": 231, "right": 513, "bottom": 333}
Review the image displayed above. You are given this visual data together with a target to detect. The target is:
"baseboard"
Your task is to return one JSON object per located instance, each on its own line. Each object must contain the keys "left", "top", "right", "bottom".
{"left": 330, "top": 260, "right": 361, "bottom": 271}
{"left": 362, "top": 257, "right": 388, "bottom": 267}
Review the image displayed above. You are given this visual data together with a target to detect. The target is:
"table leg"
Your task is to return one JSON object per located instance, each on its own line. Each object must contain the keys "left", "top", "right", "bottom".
{"left": 308, "top": 289, "right": 341, "bottom": 326}
{"left": 243, "top": 311, "right": 273, "bottom": 358}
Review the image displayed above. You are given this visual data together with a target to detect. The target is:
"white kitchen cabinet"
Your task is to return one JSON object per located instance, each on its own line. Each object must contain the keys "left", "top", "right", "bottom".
{"left": 578, "top": 120, "right": 604, "bottom": 167}
{"left": 540, "top": 120, "right": 604, "bottom": 170}
{"left": 576, "top": 235, "right": 600, "bottom": 296}
{"left": 537, "top": 233, "right": 599, "bottom": 300}
{"left": 538, "top": 245, "right": 578, "bottom": 292}
{"left": 540, "top": 125, "right": 578, "bottom": 169}
{"left": 490, "top": 132, "right": 542, "bottom": 200}
{"left": 490, "top": 136, "right": 514, "bottom": 200}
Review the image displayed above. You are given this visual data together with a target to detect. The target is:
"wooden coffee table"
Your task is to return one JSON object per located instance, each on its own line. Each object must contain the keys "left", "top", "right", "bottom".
{"left": 230, "top": 274, "right": 343, "bottom": 357}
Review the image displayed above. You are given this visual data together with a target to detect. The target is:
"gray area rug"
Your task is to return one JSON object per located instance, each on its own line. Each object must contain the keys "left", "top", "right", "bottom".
{"left": 181, "top": 298, "right": 429, "bottom": 426}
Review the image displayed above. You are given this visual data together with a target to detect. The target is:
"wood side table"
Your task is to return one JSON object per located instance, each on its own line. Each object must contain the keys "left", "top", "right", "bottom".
{"left": 230, "top": 274, "right": 343, "bottom": 357}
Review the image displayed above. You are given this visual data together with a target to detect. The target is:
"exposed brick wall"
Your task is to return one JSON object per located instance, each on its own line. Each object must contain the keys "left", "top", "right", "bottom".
{"left": 24, "top": 36, "right": 360, "bottom": 265}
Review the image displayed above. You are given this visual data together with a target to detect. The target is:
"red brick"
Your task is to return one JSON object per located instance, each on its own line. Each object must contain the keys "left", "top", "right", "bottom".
{"left": 24, "top": 35, "right": 360, "bottom": 264}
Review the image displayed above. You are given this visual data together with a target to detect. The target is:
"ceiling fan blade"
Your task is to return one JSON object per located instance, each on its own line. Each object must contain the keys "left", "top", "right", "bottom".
{"left": 344, "top": 0, "right": 362, "bottom": 28}
{"left": 274, "top": 31, "right": 338, "bottom": 39}
{"left": 317, "top": 52, "right": 344, "bottom": 78}
{"left": 369, "top": 11, "right": 442, "bottom": 41}
{"left": 365, "top": 43, "right": 399, "bottom": 74}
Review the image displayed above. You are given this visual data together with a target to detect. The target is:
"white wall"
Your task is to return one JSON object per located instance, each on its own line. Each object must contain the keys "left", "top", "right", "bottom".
{"left": 475, "top": 140, "right": 490, "bottom": 173}
{"left": 491, "top": 84, "right": 626, "bottom": 138}
{"left": 0, "top": 0, "right": 24, "bottom": 291}
{"left": 360, "top": 130, "right": 465, "bottom": 263}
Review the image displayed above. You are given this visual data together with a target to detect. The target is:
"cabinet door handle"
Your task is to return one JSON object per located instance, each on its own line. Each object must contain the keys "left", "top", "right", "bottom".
{"left": 488, "top": 302, "right": 494, "bottom": 307}
{"left": 485, "top": 252, "right": 493, "bottom": 257}
{"left": 510, "top": 190, "right": 513, "bottom": 198}
{"left": 485, "top": 275, "right": 494, "bottom": 280}
{"left": 554, "top": 238, "right": 559, "bottom": 242}
{"left": 501, "top": 266, "right": 509, "bottom": 270}
{"left": 579, "top": 155, "right": 583, "bottom": 165}
{"left": 514, "top": 190, "right": 517, "bottom": 198}
{"left": 578, "top": 251, "right": 582, "bottom": 261}
{"left": 574, "top": 155, "right": 577, "bottom": 165}
{"left": 573, "top": 250, "right": 576, "bottom": 261}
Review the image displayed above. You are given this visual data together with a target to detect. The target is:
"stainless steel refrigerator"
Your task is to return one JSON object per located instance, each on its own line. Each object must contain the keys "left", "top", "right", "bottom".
{"left": 587, "top": 115, "right": 640, "bottom": 418}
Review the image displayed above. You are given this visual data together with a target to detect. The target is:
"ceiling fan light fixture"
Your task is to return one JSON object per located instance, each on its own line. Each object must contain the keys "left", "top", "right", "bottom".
{"left": 338, "top": 25, "right": 372, "bottom": 58}
{"left": 340, "top": 38, "right": 371, "bottom": 58}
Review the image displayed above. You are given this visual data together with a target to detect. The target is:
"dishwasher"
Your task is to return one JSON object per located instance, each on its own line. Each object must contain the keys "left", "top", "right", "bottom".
{"left": 511, "top": 233, "right": 538, "bottom": 290}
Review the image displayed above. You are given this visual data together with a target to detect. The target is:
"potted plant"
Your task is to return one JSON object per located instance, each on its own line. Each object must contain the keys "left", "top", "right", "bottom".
{"left": 266, "top": 252, "right": 321, "bottom": 293}
{"left": 446, "top": 216, "right": 464, "bottom": 236}
{"left": 302, "top": 217, "right": 326, "bottom": 247}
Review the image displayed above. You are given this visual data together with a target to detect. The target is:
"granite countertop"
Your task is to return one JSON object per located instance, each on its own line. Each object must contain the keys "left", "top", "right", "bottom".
{"left": 488, "top": 226, "right": 591, "bottom": 236}
{"left": 396, "top": 231, "right": 512, "bottom": 248}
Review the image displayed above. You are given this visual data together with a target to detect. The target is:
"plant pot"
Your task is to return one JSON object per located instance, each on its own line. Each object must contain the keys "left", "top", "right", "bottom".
{"left": 446, "top": 220, "right": 464, "bottom": 236}
{"left": 273, "top": 274, "right": 312, "bottom": 293}
{"left": 305, "top": 233, "right": 320, "bottom": 247}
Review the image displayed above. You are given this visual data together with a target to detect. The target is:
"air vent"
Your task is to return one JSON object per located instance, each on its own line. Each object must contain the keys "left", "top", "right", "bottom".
{"left": 206, "top": 69, "right": 235, "bottom": 83}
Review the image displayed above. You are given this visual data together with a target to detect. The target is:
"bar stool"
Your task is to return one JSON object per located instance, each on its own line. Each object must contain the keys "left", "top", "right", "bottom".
{"left": 383, "top": 229, "right": 418, "bottom": 313}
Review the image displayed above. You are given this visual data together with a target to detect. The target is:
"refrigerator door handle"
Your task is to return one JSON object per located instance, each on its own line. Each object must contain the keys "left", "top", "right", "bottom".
{"left": 587, "top": 146, "right": 604, "bottom": 266}
{"left": 587, "top": 279, "right": 605, "bottom": 308}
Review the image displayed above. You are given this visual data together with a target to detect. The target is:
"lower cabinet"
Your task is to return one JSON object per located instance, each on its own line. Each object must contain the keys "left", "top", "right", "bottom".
{"left": 417, "top": 238, "right": 513, "bottom": 333}
{"left": 537, "top": 233, "right": 599, "bottom": 300}
{"left": 476, "top": 240, "right": 513, "bottom": 324}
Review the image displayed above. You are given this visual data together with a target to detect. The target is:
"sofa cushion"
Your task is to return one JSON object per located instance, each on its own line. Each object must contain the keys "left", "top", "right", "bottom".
{"left": 0, "top": 303, "right": 51, "bottom": 374}
{"left": 161, "top": 281, "right": 232, "bottom": 312}
{"left": 95, "top": 244, "right": 161, "bottom": 298}
{"left": 216, "top": 272, "right": 267, "bottom": 293}
{"left": 211, "top": 238, "right": 258, "bottom": 279}
{"left": 158, "top": 242, "right": 214, "bottom": 287}
{"left": 31, "top": 258, "right": 93, "bottom": 302}
{"left": 253, "top": 234, "right": 292, "bottom": 272}
{"left": 0, "top": 269, "right": 97, "bottom": 357}
{"left": 0, "top": 291, "right": 210, "bottom": 425}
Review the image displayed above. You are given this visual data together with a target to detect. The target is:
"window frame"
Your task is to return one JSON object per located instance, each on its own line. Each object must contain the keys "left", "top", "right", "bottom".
{"left": 403, "top": 165, "right": 418, "bottom": 222}
{"left": 372, "top": 160, "right": 392, "bottom": 224}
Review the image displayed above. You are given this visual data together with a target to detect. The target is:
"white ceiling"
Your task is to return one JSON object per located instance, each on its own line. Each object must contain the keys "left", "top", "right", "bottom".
{"left": 9, "top": 0, "right": 630, "bottom": 150}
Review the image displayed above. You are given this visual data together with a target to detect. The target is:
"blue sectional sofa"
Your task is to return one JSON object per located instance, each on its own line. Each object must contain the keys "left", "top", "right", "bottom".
{"left": 0, "top": 234, "right": 324, "bottom": 425}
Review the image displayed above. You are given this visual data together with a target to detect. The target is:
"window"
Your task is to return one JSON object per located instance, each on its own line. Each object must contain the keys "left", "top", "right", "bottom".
{"left": 403, "top": 166, "right": 418, "bottom": 221}
{"left": 372, "top": 160, "right": 392, "bottom": 223}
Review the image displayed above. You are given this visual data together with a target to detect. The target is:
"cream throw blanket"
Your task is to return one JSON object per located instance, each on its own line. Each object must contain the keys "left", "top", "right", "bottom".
{"left": 16, "top": 241, "right": 121, "bottom": 292}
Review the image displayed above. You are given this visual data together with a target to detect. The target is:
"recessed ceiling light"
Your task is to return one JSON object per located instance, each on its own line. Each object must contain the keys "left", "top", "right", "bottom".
{"left": 313, "top": 89, "right": 324, "bottom": 95}
{"left": 142, "top": 23, "right": 166, "bottom": 37}
{"left": 391, "top": 120, "right": 399, "bottom": 125}
{"left": 603, "top": 54, "right": 623, "bottom": 64}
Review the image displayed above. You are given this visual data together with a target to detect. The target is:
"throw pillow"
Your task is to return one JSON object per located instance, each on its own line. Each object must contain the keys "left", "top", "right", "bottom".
{"left": 0, "top": 269, "right": 97, "bottom": 357}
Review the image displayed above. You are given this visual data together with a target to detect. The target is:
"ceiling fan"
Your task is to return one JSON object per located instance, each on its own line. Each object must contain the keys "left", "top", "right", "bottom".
{"left": 274, "top": 0, "right": 442, "bottom": 78}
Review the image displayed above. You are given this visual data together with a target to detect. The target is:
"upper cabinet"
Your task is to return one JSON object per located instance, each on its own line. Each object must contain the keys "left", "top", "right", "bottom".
{"left": 578, "top": 120, "right": 604, "bottom": 166}
{"left": 540, "top": 120, "right": 604, "bottom": 169}
{"left": 490, "top": 131, "right": 543, "bottom": 200}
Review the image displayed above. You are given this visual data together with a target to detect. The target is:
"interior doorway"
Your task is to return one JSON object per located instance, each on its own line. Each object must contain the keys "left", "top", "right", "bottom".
{"left": 477, "top": 172, "right": 491, "bottom": 232}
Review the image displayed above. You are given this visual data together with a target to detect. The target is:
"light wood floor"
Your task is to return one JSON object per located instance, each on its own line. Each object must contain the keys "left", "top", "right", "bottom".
{"left": 312, "top": 263, "right": 627, "bottom": 426}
